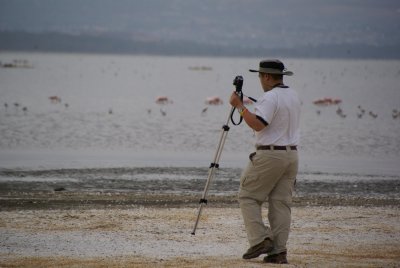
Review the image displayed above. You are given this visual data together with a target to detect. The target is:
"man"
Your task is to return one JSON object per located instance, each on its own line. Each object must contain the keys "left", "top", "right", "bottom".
{"left": 229, "top": 59, "right": 300, "bottom": 264}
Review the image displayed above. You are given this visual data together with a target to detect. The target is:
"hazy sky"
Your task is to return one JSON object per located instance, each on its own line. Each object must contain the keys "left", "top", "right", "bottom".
{"left": 1, "top": 0, "right": 399, "bottom": 48}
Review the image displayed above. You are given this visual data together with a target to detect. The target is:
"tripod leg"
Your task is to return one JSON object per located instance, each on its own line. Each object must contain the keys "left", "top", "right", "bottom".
{"left": 191, "top": 107, "right": 233, "bottom": 235}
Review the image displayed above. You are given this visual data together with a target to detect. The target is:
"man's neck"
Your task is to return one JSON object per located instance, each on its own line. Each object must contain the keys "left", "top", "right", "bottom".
{"left": 264, "top": 81, "right": 285, "bottom": 92}
{"left": 272, "top": 81, "right": 284, "bottom": 88}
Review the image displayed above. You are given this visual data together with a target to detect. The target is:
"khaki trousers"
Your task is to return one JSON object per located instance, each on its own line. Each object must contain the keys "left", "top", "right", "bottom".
{"left": 239, "top": 148, "right": 298, "bottom": 255}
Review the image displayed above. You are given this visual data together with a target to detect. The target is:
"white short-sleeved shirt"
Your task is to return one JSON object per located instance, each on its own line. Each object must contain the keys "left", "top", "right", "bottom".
{"left": 254, "top": 87, "right": 301, "bottom": 146}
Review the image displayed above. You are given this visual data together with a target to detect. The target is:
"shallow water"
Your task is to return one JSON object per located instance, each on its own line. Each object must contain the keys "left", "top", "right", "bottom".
{"left": 1, "top": 53, "right": 400, "bottom": 177}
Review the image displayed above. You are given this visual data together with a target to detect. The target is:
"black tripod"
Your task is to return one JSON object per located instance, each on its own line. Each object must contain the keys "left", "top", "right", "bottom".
{"left": 191, "top": 76, "right": 244, "bottom": 235}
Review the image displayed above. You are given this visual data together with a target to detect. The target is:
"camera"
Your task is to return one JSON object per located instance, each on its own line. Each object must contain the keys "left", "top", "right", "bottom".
{"left": 233, "top": 75, "right": 243, "bottom": 93}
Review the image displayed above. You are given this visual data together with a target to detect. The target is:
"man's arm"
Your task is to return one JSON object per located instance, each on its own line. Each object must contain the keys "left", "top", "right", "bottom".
{"left": 229, "top": 92, "right": 267, "bottom": 132}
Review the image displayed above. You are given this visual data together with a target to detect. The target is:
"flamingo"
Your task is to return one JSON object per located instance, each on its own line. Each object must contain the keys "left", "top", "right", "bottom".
{"left": 205, "top": 96, "right": 223, "bottom": 105}
{"left": 156, "top": 96, "right": 172, "bottom": 104}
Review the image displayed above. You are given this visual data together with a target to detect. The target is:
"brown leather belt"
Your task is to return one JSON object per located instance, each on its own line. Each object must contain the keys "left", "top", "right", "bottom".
{"left": 256, "top": 145, "right": 297, "bottom": 151}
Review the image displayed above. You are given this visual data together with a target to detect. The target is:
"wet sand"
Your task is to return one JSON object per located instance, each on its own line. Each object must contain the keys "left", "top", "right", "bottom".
{"left": 0, "top": 191, "right": 399, "bottom": 211}
{"left": 1, "top": 167, "right": 399, "bottom": 208}
{"left": 1, "top": 192, "right": 399, "bottom": 267}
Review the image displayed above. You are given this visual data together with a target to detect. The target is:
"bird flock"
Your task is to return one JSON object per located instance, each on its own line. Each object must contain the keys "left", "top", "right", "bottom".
{"left": 2, "top": 95, "right": 226, "bottom": 117}
{"left": 3, "top": 96, "right": 400, "bottom": 121}
{"left": 315, "top": 104, "right": 399, "bottom": 119}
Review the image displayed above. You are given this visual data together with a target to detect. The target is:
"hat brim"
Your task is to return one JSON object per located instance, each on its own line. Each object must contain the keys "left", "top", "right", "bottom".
{"left": 249, "top": 68, "right": 293, "bottom": 76}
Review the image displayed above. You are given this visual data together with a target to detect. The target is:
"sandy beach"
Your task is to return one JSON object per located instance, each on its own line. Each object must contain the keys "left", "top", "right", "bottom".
{"left": 1, "top": 192, "right": 399, "bottom": 268}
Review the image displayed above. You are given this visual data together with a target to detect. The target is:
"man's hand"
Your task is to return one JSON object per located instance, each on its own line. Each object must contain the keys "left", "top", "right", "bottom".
{"left": 229, "top": 91, "right": 244, "bottom": 109}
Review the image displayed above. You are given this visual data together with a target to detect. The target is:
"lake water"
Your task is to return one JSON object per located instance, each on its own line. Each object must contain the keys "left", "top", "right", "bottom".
{"left": 1, "top": 52, "right": 400, "bottom": 178}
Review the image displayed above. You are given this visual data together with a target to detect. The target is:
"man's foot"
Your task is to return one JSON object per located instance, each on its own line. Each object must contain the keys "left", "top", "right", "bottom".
{"left": 263, "top": 251, "right": 288, "bottom": 264}
{"left": 242, "top": 238, "right": 273, "bottom": 259}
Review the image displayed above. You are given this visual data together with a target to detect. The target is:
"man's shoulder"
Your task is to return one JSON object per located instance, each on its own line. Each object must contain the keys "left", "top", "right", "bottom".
{"left": 258, "top": 90, "right": 278, "bottom": 104}
{"left": 263, "top": 89, "right": 279, "bottom": 97}
{"left": 280, "top": 87, "right": 298, "bottom": 97}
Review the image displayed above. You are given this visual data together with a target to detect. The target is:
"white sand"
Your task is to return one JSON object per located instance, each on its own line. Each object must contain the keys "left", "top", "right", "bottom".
{"left": 1, "top": 206, "right": 399, "bottom": 267}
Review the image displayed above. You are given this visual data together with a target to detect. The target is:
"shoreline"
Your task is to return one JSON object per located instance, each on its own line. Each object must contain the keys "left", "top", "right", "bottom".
{"left": 1, "top": 149, "right": 400, "bottom": 177}
{"left": 1, "top": 166, "right": 399, "bottom": 212}
{"left": 0, "top": 192, "right": 399, "bottom": 211}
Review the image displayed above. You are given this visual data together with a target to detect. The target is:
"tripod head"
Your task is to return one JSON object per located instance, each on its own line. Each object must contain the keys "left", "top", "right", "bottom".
{"left": 233, "top": 75, "right": 243, "bottom": 94}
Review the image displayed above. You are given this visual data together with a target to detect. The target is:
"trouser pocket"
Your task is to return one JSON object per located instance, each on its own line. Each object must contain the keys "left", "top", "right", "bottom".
{"left": 249, "top": 152, "right": 256, "bottom": 164}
